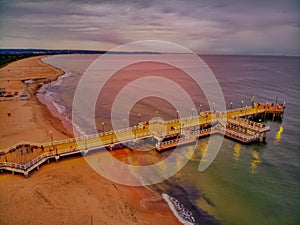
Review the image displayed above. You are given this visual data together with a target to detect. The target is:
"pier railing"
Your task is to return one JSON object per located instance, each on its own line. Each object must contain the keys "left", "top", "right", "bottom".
{"left": 0, "top": 102, "right": 284, "bottom": 176}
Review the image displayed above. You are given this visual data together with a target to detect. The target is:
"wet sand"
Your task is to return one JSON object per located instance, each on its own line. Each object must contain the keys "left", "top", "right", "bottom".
{"left": 0, "top": 56, "right": 180, "bottom": 225}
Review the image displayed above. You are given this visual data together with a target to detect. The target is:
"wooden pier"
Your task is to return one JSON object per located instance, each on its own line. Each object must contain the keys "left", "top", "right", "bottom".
{"left": 0, "top": 102, "right": 285, "bottom": 177}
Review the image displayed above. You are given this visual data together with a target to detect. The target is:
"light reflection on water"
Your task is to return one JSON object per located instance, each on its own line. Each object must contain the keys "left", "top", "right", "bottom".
{"left": 274, "top": 124, "right": 284, "bottom": 144}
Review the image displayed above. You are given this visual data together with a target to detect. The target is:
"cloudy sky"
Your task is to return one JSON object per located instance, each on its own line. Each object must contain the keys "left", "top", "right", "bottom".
{"left": 0, "top": 0, "right": 299, "bottom": 55}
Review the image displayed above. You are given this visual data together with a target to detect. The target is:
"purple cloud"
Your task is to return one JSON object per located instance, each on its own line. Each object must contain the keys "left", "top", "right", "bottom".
{"left": 0, "top": 0, "right": 299, "bottom": 55}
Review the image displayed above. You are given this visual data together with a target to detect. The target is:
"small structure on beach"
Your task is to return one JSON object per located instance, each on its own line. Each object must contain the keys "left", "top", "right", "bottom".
{"left": 0, "top": 87, "right": 6, "bottom": 95}
{"left": 18, "top": 94, "right": 30, "bottom": 100}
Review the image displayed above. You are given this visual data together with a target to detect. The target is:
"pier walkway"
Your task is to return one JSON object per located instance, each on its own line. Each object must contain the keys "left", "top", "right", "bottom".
{"left": 0, "top": 102, "right": 285, "bottom": 177}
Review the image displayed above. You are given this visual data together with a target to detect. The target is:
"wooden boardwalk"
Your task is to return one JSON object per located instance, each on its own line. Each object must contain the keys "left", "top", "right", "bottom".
{"left": 0, "top": 102, "right": 285, "bottom": 177}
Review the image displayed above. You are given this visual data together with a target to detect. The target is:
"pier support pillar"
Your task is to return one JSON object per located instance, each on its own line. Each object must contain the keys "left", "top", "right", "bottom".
{"left": 47, "top": 159, "right": 50, "bottom": 164}
{"left": 156, "top": 138, "right": 161, "bottom": 147}
{"left": 258, "top": 132, "right": 266, "bottom": 142}
{"left": 82, "top": 150, "right": 88, "bottom": 156}
{"left": 24, "top": 172, "right": 29, "bottom": 178}
{"left": 55, "top": 155, "right": 60, "bottom": 162}
{"left": 12, "top": 171, "right": 15, "bottom": 175}
{"left": 36, "top": 166, "right": 39, "bottom": 171}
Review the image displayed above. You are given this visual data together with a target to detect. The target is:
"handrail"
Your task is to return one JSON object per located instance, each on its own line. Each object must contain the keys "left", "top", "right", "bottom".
{"left": 1, "top": 102, "right": 283, "bottom": 176}
{"left": 1, "top": 102, "right": 282, "bottom": 153}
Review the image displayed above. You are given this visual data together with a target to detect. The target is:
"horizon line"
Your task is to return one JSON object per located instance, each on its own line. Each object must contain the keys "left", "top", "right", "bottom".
{"left": 0, "top": 48, "right": 299, "bottom": 57}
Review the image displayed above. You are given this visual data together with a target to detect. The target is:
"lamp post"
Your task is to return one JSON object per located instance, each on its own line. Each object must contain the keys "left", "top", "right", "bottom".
{"left": 179, "top": 121, "right": 182, "bottom": 134}
{"left": 199, "top": 105, "right": 202, "bottom": 114}
{"left": 138, "top": 113, "right": 141, "bottom": 124}
{"left": 241, "top": 100, "right": 244, "bottom": 108}
{"left": 123, "top": 118, "right": 126, "bottom": 129}
{"left": 176, "top": 110, "right": 179, "bottom": 120}
{"left": 134, "top": 126, "right": 137, "bottom": 139}
{"left": 230, "top": 102, "right": 233, "bottom": 110}
{"left": 50, "top": 130, "right": 55, "bottom": 154}
{"left": 192, "top": 108, "right": 194, "bottom": 117}
{"left": 251, "top": 96, "right": 255, "bottom": 108}
{"left": 276, "top": 96, "right": 278, "bottom": 104}
{"left": 101, "top": 122, "right": 105, "bottom": 133}
{"left": 155, "top": 110, "right": 158, "bottom": 117}
{"left": 110, "top": 130, "right": 114, "bottom": 144}
{"left": 212, "top": 102, "right": 215, "bottom": 112}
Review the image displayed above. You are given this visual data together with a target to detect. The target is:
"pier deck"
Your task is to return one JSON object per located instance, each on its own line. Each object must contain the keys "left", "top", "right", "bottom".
{"left": 0, "top": 102, "right": 285, "bottom": 177}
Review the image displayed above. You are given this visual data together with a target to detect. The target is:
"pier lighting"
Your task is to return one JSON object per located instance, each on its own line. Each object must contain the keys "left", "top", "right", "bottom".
{"left": 110, "top": 130, "right": 114, "bottom": 144}
{"left": 134, "top": 126, "right": 137, "bottom": 139}
{"left": 276, "top": 96, "right": 278, "bottom": 104}
{"left": 50, "top": 130, "right": 55, "bottom": 154}
{"left": 212, "top": 102, "right": 215, "bottom": 112}
{"left": 101, "top": 122, "right": 105, "bottom": 133}
{"left": 230, "top": 102, "right": 233, "bottom": 109}
{"left": 241, "top": 100, "right": 244, "bottom": 108}
{"left": 179, "top": 120, "right": 182, "bottom": 133}
{"left": 192, "top": 108, "right": 194, "bottom": 116}
{"left": 283, "top": 101, "right": 286, "bottom": 106}
{"left": 123, "top": 118, "right": 126, "bottom": 128}
{"left": 176, "top": 110, "right": 179, "bottom": 120}
{"left": 251, "top": 96, "right": 255, "bottom": 107}
{"left": 84, "top": 135, "right": 87, "bottom": 150}
{"left": 50, "top": 130, "right": 53, "bottom": 146}
{"left": 138, "top": 113, "right": 141, "bottom": 124}
{"left": 76, "top": 125, "right": 80, "bottom": 134}
{"left": 155, "top": 111, "right": 158, "bottom": 117}
{"left": 199, "top": 105, "right": 202, "bottom": 113}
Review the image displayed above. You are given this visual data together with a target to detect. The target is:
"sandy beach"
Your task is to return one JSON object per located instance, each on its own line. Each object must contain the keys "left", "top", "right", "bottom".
{"left": 0, "top": 156, "right": 179, "bottom": 225}
{"left": 0, "top": 56, "right": 180, "bottom": 225}
{"left": 0, "top": 56, "right": 72, "bottom": 149}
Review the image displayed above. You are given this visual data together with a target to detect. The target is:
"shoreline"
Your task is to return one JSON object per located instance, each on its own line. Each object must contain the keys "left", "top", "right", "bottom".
{"left": 0, "top": 55, "right": 181, "bottom": 225}
{"left": 162, "top": 193, "right": 195, "bottom": 225}
{"left": 36, "top": 59, "right": 76, "bottom": 135}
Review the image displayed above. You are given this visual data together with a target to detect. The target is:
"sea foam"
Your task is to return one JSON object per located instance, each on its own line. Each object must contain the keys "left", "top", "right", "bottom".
{"left": 162, "top": 193, "right": 196, "bottom": 225}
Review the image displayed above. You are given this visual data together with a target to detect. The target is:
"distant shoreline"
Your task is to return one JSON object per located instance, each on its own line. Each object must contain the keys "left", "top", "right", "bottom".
{"left": 1, "top": 48, "right": 299, "bottom": 57}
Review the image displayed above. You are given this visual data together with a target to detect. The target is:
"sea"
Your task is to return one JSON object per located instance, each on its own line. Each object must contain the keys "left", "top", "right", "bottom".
{"left": 39, "top": 54, "right": 300, "bottom": 225}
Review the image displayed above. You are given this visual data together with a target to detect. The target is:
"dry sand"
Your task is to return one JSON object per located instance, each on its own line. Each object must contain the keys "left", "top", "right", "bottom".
{"left": 0, "top": 56, "right": 72, "bottom": 149}
{"left": 0, "top": 156, "right": 179, "bottom": 225}
{"left": 0, "top": 56, "right": 180, "bottom": 225}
